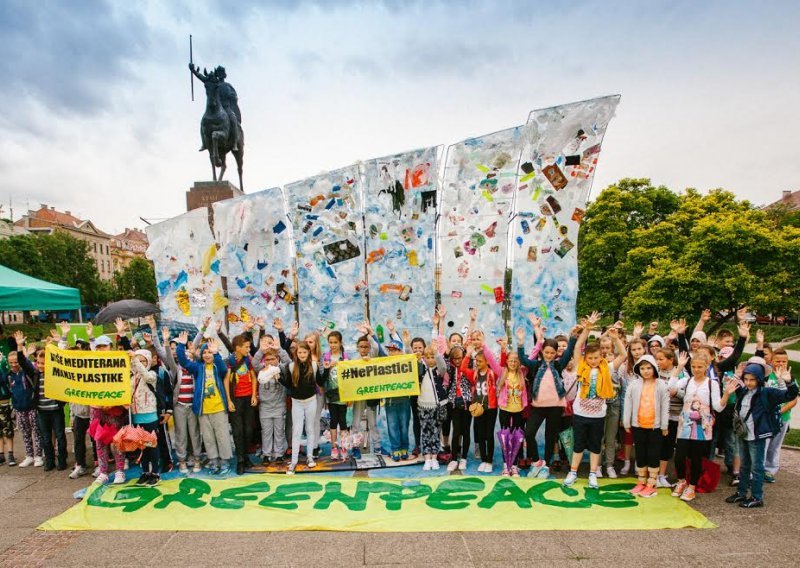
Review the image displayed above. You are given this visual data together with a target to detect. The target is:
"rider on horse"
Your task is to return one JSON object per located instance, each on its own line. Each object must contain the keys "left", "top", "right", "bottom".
{"left": 189, "top": 64, "right": 243, "bottom": 152}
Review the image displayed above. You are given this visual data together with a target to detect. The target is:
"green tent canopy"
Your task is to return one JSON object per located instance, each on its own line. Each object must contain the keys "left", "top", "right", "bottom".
{"left": 0, "top": 264, "right": 81, "bottom": 311}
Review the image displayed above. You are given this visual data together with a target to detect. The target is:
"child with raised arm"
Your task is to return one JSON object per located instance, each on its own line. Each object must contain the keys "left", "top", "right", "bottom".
{"left": 254, "top": 348, "right": 287, "bottom": 464}
{"left": 563, "top": 314, "right": 627, "bottom": 489}
{"left": 224, "top": 333, "right": 258, "bottom": 475}
{"left": 516, "top": 317, "right": 576, "bottom": 477}
{"left": 623, "top": 354, "right": 670, "bottom": 497}
{"left": 281, "top": 342, "right": 328, "bottom": 474}
{"left": 725, "top": 361, "right": 798, "bottom": 507}
{"left": 322, "top": 331, "right": 352, "bottom": 460}
{"left": 5, "top": 350, "right": 40, "bottom": 467}
{"left": 175, "top": 333, "right": 233, "bottom": 475}
{"left": 763, "top": 349, "right": 797, "bottom": 482}
{"left": 445, "top": 346, "right": 475, "bottom": 471}
{"left": 418, "top": 346, "right": 449, "bottom": 470}
{"left": 671, "top": 351, "right": 734, "bottom": 502}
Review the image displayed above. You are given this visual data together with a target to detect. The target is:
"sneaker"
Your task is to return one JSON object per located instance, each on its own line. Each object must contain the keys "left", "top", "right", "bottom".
{"left": 412, "top": 447, "right": 420, "bottom": 457}
{"left": 7, "top": 455, "right": 16, "bottom": 467}
{"left": 447, "top": 460, "right": 458, "bottom": 472}
{"left": 511, "top": 466, "right": 520, "bottom": 478}
{"left": 312, "top": 448, "right": 320, "bottom": 459}
{"left": 458, "top": 459, "right": 467, "bottom": 470}
{"left": 606, "top": 466, "right": 618, "bottom": 479}
{"left": 331, "top": 448, "right": 340, "bottom": 460}
{"left": 588, "top": 473, "right": 599, "bottom": 489}
{"left": 136, "top": 473, "right": 149, "bottom": 486}
{"left": 94, "top": 473, "right": 109, "bottom": 484}
{"left": 113, "top": 471, "right": 126, "bottom": 485}
{"left": 219, "top": 465, "right": 230, "bottom": 476}
{"left": 595, "top": 467, "right": 603, "bottom": 478}
{"left": 739, "top": 498, "right": 764, "bottom": 508}
{"left": 656, "top": 475, "right": 673, "bottom": 488}
{"left": 729, "top": 473, "right": 740, "bottom": 486}
{"left": 69, "top": 465, "right": 87, "bottom": 479}
{"left": 34, "top": 457, "right": 44, "bottom": 467}
{"left": 620, "top": 462, "right": 630, "bottom": 476}
{"left": 400, "top": 450, "right": 409, "bottom": 460}
{"left": 18, "top": 456, "right": 34, "bottom": 468}
{"left": 563, "top": 471, "right": 578, "bottom": 487}
{"left": 179, "top": 462, "right": 189, "bottom": 474}
{"left": 679, "top": 486, "right": 696, "bottom": 502}
{"left": 286, "top": 463, "right": 296, "bottom": 475}
{"left": 533, "top": 465, "right": 548, "bottom": 479}
{"left": 192, "top": 462, "right": 202, "bottom": 473}
{"left": 764, "top": 472, "right": 775, "bottom": 484}
{"left": 92, "top": 466, "right": 100, "bottom": 478}
{"left": 145, "top": 474, "right": 161, "bottom": 487}
{"left": 630, "top": 483, "right": 646, "bottom": 495}
{"left": 391, "top": 451, "right": 402, "bottom": 462}
{"left": 671, "top": 480, "right": 688, "bottom": 497}
{"left": 210, "top": 465, "right": 221, "bottom": 475}
{"left": 639, "top": 485, "right": 657, "bottom": 498}
{"left": 351, "top": 448, "right": 361, "bottom": 460}
{"left": 501, "top": 465, "right": 510, "bottom": 477}
{"left": 307, "top": 458, "right": 317, "bottom": 469}
{"left": 725, "top": 493, "right": 747, "bottom": 504}
{"left": 529, "top": 459, "right": 545, "bottom": 477}
{"left": 476, "top": 462, "right": 485, "bottom": 473}
{"left": 423, "top": 459, "right": 433, "bottom": 471}
{"left": 431, "top": 460, "right": 440, "bottom": 470}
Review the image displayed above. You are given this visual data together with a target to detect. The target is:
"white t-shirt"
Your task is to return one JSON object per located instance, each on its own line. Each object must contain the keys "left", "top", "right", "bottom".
{"left": 573, "top": 364, "right": 615, "bottom": 419}
{"left": 418, "top": 366, "right": 437, "bottom": 408}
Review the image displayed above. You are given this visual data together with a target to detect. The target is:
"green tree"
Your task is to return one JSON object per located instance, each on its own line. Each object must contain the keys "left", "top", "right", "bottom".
{"left": 577, "top": 178, "right": 680, "bottom": 316}
{"left": 113, "top": 257, "right": 157, "bottom": 304}
{"left": 0, "top": 232, "right": 107, "bottom": 306}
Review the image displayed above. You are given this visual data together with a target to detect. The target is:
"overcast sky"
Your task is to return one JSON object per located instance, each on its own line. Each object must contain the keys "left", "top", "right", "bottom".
{"left": 1, "top": 0, "right": 798, "bottom": 234}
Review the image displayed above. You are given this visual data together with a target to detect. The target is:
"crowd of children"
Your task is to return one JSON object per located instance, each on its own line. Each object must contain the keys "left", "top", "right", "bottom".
{"left": 0, "top": 306, "right": 796, "bottom": 508}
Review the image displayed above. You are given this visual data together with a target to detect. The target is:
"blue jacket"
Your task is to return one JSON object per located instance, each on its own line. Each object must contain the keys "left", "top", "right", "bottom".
{"left": 176, "top": 343, "right": 229, "bottom": 416}
{"left": 7, "top": 366, "right": 35, "bottom": 410}
{"left": 734, "top": 380, "right": 798, "bottom": 440}
{"left": 518, "top": 336, "right": 576, "bottom": 402}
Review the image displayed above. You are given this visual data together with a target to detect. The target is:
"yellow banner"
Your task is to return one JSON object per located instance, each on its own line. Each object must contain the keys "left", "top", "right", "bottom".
{"left": 44, "top": 345, "right": 131, "bottom": 407}
{"left": 39, "top": 475, "right": 715, "bottom": 532}
{"left": 337, "top": 354, "right": 419, "bottom": 402}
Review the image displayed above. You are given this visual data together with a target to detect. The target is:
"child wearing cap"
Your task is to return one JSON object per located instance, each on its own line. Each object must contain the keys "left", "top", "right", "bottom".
{"left": 725, "top": 361, "right": 798, "bottom": 508}
{"left": 383, "top": 338, "right": 413, "bottom": 461}
{"left": 623, "top": 354, "right": 670, "bottom": 497}
{"left": 253, "top": 348, "right": 287, "bottom": 464}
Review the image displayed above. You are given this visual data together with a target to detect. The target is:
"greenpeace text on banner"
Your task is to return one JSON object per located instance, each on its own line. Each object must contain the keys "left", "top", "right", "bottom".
{"left": 44, "top": 345, "right": 131, "bottom": 406}
{"left": 337, "top": 354, "right": 419, "bottom": 402}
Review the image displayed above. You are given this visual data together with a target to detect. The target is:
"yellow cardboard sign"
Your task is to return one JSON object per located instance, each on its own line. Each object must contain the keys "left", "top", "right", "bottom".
{"left": 336, "top": 354, "right": 419, "bottom": 402}
{"left": 44, "top": 344, "right": 131, "bottom": 407}
{"left": 39, "top": 475, "right": 715, "bottom": 532}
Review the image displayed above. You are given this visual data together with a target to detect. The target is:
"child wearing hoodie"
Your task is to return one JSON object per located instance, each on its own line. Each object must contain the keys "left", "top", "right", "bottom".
{"left": 623, "top": 354, "right": 670, "bottom": 497}
{"left": 130, "top": 350, "right": 161, "bottom": 486}
{"left": 725, "top": 361, "right": 798, "bottom": 508}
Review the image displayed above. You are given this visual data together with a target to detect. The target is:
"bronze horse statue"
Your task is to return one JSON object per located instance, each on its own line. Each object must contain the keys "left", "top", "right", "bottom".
{"left": 190, "top": 64, "right": 244, "bottom": 191}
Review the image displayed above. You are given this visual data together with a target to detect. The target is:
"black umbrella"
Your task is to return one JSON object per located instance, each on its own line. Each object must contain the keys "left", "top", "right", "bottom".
{"left": 94, "top": 299, "right": 160, "bottom": 324}
{"left": 133, "top": 319, "right": 199, "bottom": 341}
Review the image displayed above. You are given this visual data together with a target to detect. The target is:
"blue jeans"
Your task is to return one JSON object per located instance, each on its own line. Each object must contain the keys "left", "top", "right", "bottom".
{"left": 385, "top": 398, "right": 410, "bottom": 453}
{"left": 738, "top": 437, "right": 767, "bottom": 501}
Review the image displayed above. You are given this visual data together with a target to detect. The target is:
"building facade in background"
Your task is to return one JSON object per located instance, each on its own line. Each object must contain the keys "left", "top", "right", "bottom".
{"left": 14, "top": 204, "right": 114, "bottom": 281}
{"left": 110, "top": 228, "right": 149, "bottom": 272}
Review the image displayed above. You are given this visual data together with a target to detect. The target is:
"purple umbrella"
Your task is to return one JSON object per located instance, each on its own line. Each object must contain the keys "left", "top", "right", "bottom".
{"left": 496, "top": 428, "right": 511, "bottom": 468}
{"left": 508, "top": 428, "right": 525, "bottom": 471}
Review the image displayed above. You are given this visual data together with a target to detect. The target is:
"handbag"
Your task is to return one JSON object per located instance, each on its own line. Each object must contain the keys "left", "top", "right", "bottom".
{"left": 733, "top": 401, "right": 754, "bottom": 439}
{"left": 469, "top": 401, "right": 485, "bottom": 417}
{"left": 563, "top": 377, "right": 579, "bottom": 417}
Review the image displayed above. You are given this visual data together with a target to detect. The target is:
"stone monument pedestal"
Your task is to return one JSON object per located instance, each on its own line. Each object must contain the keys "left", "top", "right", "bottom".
{"left": 186, "top": 180, "right": 243, "bottom": 212}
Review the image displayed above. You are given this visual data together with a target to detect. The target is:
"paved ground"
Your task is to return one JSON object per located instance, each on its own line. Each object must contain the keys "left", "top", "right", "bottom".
{"left": 1, "top": 434, "right": 799, "bottom": 568}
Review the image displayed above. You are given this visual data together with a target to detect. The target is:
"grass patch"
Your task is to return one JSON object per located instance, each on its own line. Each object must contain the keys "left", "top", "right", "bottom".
{"left": 784, "top": 429, "right": 800, "bottom": 448}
